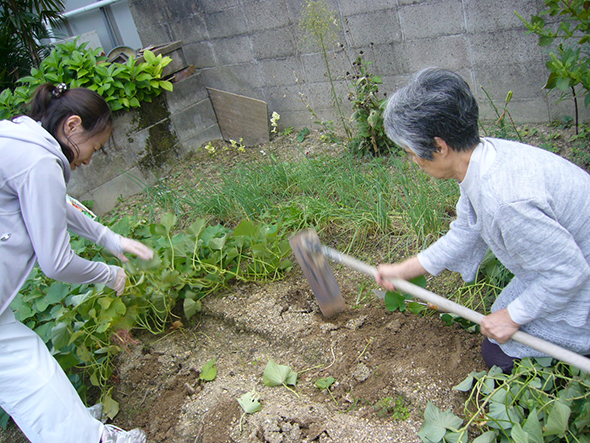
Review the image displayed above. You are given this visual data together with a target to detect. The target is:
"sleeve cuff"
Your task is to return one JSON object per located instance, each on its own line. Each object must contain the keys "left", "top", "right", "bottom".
{"left": 507, "top": 297, "right": 535, "bottom": 325}
{"left": 417, "top": 252, "right": 446, "bottom": 276}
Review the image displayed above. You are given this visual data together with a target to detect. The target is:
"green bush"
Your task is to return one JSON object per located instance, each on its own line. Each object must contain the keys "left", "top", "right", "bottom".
{"left": 0, "top": 39, "right": 173, "bottom": 119}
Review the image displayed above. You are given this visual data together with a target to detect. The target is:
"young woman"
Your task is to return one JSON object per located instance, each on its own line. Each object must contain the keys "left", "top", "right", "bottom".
{"left": 0, "top": 83, "right": 152, "bottom": 443}
{"left": 377, "top": 68, "right": 590, "bottom": 373}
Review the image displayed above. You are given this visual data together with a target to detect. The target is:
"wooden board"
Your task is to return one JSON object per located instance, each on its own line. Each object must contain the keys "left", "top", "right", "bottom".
{"left": 207, "top": 87, "right": 269, "bottom": 146}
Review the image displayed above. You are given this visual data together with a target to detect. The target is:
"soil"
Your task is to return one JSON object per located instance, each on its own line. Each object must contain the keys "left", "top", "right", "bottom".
{"left": 2, "top": 123, "right": 584, "bottom": 443}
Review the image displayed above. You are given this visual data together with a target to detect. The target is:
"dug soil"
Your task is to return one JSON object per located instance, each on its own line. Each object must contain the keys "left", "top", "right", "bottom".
{"left": 110, "top": 268, "right": 486, "bottom": 443}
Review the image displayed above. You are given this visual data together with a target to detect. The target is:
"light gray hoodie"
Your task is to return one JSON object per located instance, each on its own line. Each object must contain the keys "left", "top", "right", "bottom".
{"left": 0, "top": 116, "right": 123, "bottom": 315}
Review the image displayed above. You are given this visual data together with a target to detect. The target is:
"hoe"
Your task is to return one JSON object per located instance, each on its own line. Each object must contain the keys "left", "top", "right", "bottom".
{"left": 289, "top": 229, "right": 590, "bottom": 373}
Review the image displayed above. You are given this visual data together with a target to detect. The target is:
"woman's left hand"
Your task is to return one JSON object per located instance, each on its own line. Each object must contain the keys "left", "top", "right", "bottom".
{"left": 117, "top": 237, "right": 154, "bottom": 262}
{"left": 480, "top": 308, "right": 521, "bottom": 344}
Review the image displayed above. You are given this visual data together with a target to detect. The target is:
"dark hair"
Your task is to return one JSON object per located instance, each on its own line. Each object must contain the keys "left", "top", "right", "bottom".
{"left": 26, "top": 83, "right": 113, "bottom": 163}
{"left": 384, "top": 68, "right": 480, "bottom": 160}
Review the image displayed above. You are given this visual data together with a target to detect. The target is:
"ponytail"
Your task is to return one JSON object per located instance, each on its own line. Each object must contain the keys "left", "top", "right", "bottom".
{"left": 26, "top": 83, "right": 113, "bottom": 163}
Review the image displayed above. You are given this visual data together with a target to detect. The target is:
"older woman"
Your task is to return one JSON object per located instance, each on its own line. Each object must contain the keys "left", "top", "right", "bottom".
{"left": 376, "top": 68, "right": 590, "bottom": 372}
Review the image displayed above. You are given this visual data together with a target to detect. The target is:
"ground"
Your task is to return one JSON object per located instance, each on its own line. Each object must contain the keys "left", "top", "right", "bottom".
{"left": 2, "top": 123, "right": 583, "bottom": 442}
{"left": 111, "top": 269, "right": 486, "bottom": 443}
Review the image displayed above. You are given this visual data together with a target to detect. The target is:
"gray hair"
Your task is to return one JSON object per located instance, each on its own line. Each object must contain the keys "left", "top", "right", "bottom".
{"left": 384, "top": 68, "right": 480, "bottom": 160}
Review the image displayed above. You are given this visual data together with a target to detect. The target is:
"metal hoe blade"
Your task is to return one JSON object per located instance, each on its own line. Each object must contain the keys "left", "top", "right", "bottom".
{"left": 289, "top": 229, "right": 346, "bottom": 317}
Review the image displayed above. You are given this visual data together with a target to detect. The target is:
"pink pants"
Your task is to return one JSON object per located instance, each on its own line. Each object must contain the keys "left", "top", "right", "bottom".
{"left": 0, "top": 308, "right": 103, "bottom": 443}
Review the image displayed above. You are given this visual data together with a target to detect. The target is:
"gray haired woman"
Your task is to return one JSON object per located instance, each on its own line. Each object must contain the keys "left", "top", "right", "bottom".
{"left": 376, "top": 68, "right": 590, "bottom": 372}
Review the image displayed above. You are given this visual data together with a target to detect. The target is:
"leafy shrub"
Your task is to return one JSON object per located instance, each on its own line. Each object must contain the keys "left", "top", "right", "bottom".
{"left": 516, "top": 0, "right": 590, "bottom": 133}
{"left": 0, "top": 39, "right": 173, "bottom": 119}
{"left": 420, "top": 358, "right": 590, "bottom": 443}
{"left": 6, "top": 214, "right": 291, "bottom": 420}
{"left": 347, "top": 55, "right": 398, "bottom": 157}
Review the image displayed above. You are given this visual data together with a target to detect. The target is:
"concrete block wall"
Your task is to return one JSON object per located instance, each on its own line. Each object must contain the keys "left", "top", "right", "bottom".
{"left": 127, "top": 0, "right": 588, "bottom": 130}
{"left": 67, "top": 72, "right": 222, "bottom": 214}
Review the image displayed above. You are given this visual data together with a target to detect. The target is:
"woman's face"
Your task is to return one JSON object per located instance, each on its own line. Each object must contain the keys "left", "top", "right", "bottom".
{"left": 60, "top": 115, "right": 111, "bottom": 170}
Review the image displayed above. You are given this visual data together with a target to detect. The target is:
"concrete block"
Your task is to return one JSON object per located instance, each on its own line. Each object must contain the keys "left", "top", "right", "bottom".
{"left": 164, "top": 1, "right": 203, "bottom": 20}
{"left": 135, "top": 24, "right": 174, "bottom": 49}
{"left": 300, "top": 51, "right": 348, "bottom": 84}
{"left": 259, "top": 56, "right": 304, "bottom": 87}
{"left": 67, "top": 128, "right": 149, "bottom": 197}
{"left": 212, "top": 35, "right": 255, "bottom": 65}
{"left": 468, "top": 29, "right": 544, "bottom": 67}
{"left": 76, "top": 167, "right": 157, "bottom": 215}
{"left": 251, "top": 26, "right": 299, "bottom": 60}
{"left": 263, "top": 84, "right": 309, "bottom": 113}
{"left": 369, "top": 43, "right": 409, "bottom": 77}
{"left": 479, "top": 97, "right": 551, "bottom": 123}
{"left": 337, "top": 0, "right": 396, "bottom": 16}
{"left": 128, "top": 0, "right": 171, "bottom": 26}
{"left": 243, "top": 0, "right": 293, "bottom": 31}
{"left": 166, "top": 73, "right": 210, "bottom": 115}
{"left": 399, "top": 0, "right": 465, "bottom": 40}
{"left": 473, "top": 61, "right": 549, "bottom": 103}
{"left": 344, "top": 10, "right": 402, "bottom": 47}
{"left": 199, "top": 0, "right": 241, "bottom": 13}
{"left": 271, "top": 109, "right": 315, "bottom": 130}
{"left": 169, "top": 15, "right": 207, "bottom": 44}
{"left": 171, "top": 99, "right": 220, "bottom": 142}
{"left": 204, "top": 7, "right": 249, "bottom": 39}
{"left": 466, "top": 0, "right": 539, "bottom": 33}
{"left": 402, "top": 35, "right": 469, "bottom": 73}
{"left": 183, "top": 41, "right": 217, "bottom": 69}
{"left": 178, "top": 125, "right": 224, "bottom": 153}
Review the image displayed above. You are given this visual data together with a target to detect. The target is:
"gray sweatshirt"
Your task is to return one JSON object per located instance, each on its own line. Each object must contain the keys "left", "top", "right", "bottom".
{"left": 418, "top": 138, "right": 590, "bottom": 357}
{"left": 0, "top": 116, "right": 123, "bottom": 315}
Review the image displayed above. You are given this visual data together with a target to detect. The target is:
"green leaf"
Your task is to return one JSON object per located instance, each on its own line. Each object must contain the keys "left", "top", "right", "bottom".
{"left": 46, "top": 282, "right": 70, "bottom": 304}
{"left": 51, "top": 322, "right": 71, "bottom": 350}
{"left": 263, "top": 359, "right": 298, "bottom": 387}
{"left": 315, "top": 377, "right": 335, "bottom": 389}
{"left": 522, "top": 409, "right": 543, "bottom": 443}
{"left": 200, "top": 358, "right": 217, "bottom": 381}
{"left": 472, "top": 431, "right": 497, "bottom": 443}
{"left": 543, "top": 401, "right": 570, "bottom": 437}
{"left": 418, "top": 402, "right": 463, "bottom": 442}
{"left": 183, "top": 298, "right": 202, "bottom": 319}
{"left": 510, "top": 423, "right": 530, "bottom": 443}
{"left": 159, "top": 80, "right": 173, "bottom": 91}
{"left": 238, "top": 389, "right": 262, "bottom": 414}
{"left": 103, "top": 394, "right": 120, "bottom": 420}
{"left": 234, "top": 219, "right": 257, "bottom": 237}
{"left": 384, "top": 290, "right": 410, "bottom": 312}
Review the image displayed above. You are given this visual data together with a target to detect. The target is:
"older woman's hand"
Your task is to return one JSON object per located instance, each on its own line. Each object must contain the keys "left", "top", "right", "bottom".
{"left": 375, "top": 256, "right": 426, "bottom": 291}
{"left": 480, "top": 308, "right": 521, "bottom": 343}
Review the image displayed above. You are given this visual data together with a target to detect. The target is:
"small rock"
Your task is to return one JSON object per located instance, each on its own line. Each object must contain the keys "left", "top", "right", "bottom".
{"left": 386, "top": 319, "right": 401, "bottom": 332}
{"left": 345, "top": 315, "right": 367, "bottom": 330}
{"left": 352, "top": 363, "right": 371, "bottom": 382}
{"left": 320, "top": 323, "right": 338, "bottom": 333}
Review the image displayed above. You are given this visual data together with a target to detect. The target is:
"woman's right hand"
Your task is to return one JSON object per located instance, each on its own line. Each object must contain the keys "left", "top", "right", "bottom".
{"left": 375, "top": 256, "right": 427, "bottom": 291}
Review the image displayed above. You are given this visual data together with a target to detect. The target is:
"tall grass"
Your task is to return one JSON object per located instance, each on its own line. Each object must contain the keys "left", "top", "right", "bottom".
{"left": 135, "top": 151, "right": 460, "bottom": 253}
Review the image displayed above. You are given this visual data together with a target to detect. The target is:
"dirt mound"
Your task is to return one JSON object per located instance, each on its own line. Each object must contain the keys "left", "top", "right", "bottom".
{"left": 110, "top": 267, "right": 487, "bottom": 442}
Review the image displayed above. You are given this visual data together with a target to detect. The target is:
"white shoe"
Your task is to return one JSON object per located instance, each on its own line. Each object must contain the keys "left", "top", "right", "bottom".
{"left": 101, "top": 424, "right": 147, "bottom": 443}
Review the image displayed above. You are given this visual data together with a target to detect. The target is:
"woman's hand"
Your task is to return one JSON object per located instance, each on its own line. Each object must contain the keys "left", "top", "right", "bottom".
{"left": 375, "top": 256, "right": 426, "bottom": 291}
{"left": 117, "top": 237, "right": 154, "bottom": 262}
{"left": 480, "top": 308, "right": 521, "bottom": 343}
{"left": 113, "top": 267, "right": 127, "bottom": 296}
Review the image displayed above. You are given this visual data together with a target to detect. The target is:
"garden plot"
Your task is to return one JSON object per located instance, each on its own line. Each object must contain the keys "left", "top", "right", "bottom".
{"left": 110, "top": 266, "right": 486, "bottom": 442}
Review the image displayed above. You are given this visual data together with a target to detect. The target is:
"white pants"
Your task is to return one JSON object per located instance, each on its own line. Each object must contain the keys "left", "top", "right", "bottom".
{"left": 0, "top": 308, "right": 104, "bottom": 443}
